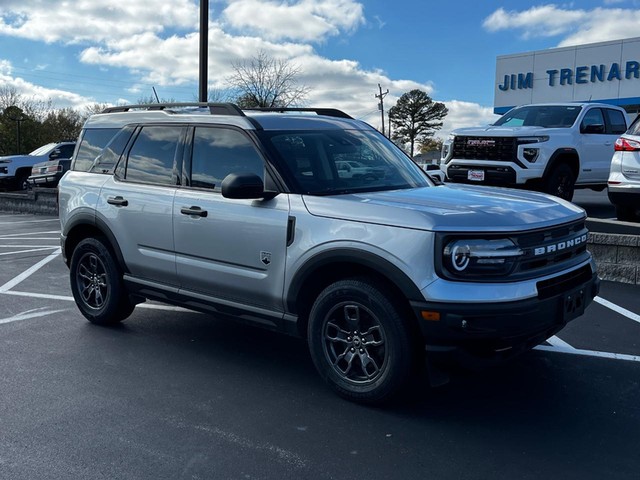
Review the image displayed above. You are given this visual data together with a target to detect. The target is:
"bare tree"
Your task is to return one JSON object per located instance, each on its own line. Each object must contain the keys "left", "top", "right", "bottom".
{"left": 227, "top": 51, "right": 310, "bottom": 108}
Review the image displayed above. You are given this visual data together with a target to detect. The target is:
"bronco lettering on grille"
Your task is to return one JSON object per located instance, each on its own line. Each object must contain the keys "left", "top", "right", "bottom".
{"left": 533, "top": 234, "right": 588, "bottom": 256}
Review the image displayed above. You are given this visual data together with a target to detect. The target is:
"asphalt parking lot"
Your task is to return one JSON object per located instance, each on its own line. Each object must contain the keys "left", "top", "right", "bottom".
{"left": 1, "top": 214, "right": 639, "bottom": 480}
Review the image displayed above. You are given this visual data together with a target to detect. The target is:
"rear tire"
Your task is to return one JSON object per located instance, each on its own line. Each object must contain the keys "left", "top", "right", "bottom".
{"left": 307, "top": 278, "right": 414, "bottom": 404}
{"left": 615, "top": 205, "right": 638, "bottom": 222}
{"left": 543, "top": 163, "right": 575, "bottom": 201}
{"left": 69, "top": 237, "right": 134, "bottom": 325}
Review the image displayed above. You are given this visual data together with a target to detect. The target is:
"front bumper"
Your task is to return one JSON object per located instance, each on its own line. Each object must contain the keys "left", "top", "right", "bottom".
{"left": 412, "top": 266, "right": 599, "bottom": 368}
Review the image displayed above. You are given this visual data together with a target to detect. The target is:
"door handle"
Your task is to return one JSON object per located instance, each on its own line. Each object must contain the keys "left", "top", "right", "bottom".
{"left": 107, "top": 196, "right": 128, "bottom": 207}
{"left": 180, "top": 206, "right": 208, "bottom": 217}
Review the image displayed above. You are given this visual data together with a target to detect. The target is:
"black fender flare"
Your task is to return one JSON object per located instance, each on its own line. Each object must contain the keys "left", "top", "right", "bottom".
{"left": 64, "top": 213, "right": 128, "bottom": 273}
{"left": 542, "top": 148, "right": 580, "bottom": 179}
{"left": 285, "top": 248, "right": 424, "bottom": 314}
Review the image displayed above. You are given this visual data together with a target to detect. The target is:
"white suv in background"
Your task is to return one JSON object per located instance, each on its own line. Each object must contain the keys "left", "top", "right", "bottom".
{"left": 608, "top": 114, "right": 640, "bottom": 221}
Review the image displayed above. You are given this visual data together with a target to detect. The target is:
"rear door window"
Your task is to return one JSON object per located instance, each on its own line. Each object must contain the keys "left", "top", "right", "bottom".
{"left": 605, "top": 109, "right": 628, "bottom": 135}
{"left": 121, "top": 126, "right": 184, "bottom": 185}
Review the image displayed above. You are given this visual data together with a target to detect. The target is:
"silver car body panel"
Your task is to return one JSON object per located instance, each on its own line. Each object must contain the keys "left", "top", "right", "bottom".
{"left": 301, "top": 184, "right": 585, "bottom": 232}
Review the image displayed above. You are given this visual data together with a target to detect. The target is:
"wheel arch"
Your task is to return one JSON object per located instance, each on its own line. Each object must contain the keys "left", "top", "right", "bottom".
{"left": 543, "top": 148, "right": 580, "bottom": 179}
{"left": 286, "top": 249, "right": 424, "bottom": 337}
{"left": 63, "top": 214, "right": 128, "bottom": 273}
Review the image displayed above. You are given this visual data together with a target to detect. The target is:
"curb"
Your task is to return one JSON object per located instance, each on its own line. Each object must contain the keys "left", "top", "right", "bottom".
{"left": 0, "top": 189, "right": 58, "bottom": 216}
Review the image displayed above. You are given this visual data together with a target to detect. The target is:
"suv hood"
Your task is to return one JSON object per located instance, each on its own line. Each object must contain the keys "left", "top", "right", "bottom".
{"left": 302, "top": 184, "right": 585, "bottom": 232}
{"left": 452, "top": 126, "right": 560, "bottom": 136}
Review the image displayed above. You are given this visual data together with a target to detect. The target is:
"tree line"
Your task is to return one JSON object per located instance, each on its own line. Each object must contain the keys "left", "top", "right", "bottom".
{"left": 0, "top": 52, "right": 447, "bottom": 157}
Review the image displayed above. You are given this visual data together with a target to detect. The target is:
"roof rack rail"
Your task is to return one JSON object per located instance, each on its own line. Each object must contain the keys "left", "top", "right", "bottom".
{"left": 243, "top": 107, "right": 353, "bottom": 119}
{"left": 101, "top": 102, "right": 246, "bottom": 116}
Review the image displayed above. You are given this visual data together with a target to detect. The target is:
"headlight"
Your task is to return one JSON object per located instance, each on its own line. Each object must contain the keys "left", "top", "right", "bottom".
{"left": 517, "top": 136, "right": 549, "bottom": 144}
{"left": 443, "top": 238, "right": 523, "bottom": 277}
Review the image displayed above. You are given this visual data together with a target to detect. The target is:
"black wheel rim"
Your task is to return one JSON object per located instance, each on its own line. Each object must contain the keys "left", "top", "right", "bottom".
{"left": 554, "top": 171, "right": 573, "bottom": 199}
{"left": 322, "top": 302, "right": 388, "bottom": 384}
{"left": 76, "top": 252, "right": 109, "bottom": 310}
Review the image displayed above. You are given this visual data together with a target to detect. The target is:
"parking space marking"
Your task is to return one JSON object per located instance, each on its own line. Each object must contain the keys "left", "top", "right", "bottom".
{"left": 535, "top": 345, "right": 640, "bottom": 362}
{"left": 0, "top": 307, "right": 68, "bottom": 325}
{"left": 2, "top": 290, "right": 194, "bottom": 312}
{"left": 0, "top": 237, "right": 59, "bottom": 241}
{"left": 595, "top": 296, "right": 640, "bottom": 325}
{"left": 0, "top": 247, "right": 58, "bottom": 257}
{"left": 546, "top": 335, "right": 575, "bottom": 349}
{"left": 0, "top": 230, "right": 60, "bottom": 238}
{"left": 0, "top": 248, "right": 61, "bottom": 293}
{"left": 0, "top": 219, "right": 59, "bottom": 225}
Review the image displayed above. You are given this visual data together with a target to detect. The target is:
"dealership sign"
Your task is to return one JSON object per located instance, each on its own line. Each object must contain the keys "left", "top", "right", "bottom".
{"left": 499, "top": 61, "right": 640, "bottom": 91}
{"left": 494, "top": 37, "right": 640, "bottom": 114}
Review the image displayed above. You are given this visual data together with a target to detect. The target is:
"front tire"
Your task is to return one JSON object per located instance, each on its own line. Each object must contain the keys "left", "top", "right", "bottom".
{"left": 543, "top": 163, "right": 576, "bottom": 201}
{"left": 307, "top": 279, "right": 414, "bottom": 404}
{"left": 69, "top": 237, "right": 134, "bottom": 325}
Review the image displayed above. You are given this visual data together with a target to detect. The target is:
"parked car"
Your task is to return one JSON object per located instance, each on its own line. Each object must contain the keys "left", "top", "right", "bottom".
{"left": 0, "top": 142, "right": 75, "bottom": 191}
{"left": 59, "top": 103, "right": 598, "bottom": 404}
{"left": 608, "top": 114, "right": 640, "bottom": 221}
{"left": 27, "top": 157, "right": 73, "bottom": 188}
{"left": 441, "top": 103, "right": 628, "bottom": 201}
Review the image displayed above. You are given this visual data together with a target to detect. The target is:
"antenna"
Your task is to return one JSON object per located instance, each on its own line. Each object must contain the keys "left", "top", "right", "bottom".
{"left": 152, "top": 86, "right": 160, "bottom": 103}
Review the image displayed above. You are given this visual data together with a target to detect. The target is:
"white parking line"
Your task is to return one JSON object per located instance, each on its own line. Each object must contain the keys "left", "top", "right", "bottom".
{"left": 595, "top": 296, "right": 640, "bottom": 325}
{"left": 0, "top": 230, "right": 60, "bottom": 238}
{"left": 0, "top": 248, "right": 61, "bottom": 293}
{"left": 1, "top": 290, "right": 194, "bottom": 312}
{"left": 0, "top": 247, "right": 58, "bottom": 257}
{"left": 0, "top": 245, "right": 60, "bottom": 248}
{"left": 535, "top": 345, "right": 640, "bottom": 362}
{"left": 0, "top": 219, "right": 58, "bottom": 225}
{"left": 546, "top": 335, "right": 575, "bottom": 349}
{"left": 0, "top": 307, "right": 68, "bottom": 325}
{"left": 0, "top": 237, "right": 60, "bottom": 240}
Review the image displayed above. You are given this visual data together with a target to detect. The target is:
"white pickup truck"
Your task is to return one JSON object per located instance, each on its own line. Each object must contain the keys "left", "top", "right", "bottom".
{"left": 441, "top": 103, "right": 628, "bottom": 200}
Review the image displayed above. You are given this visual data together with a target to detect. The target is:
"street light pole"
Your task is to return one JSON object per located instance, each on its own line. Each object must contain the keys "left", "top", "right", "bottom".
{"left": 199, "top": 0, "right": 209, "bottom": 102}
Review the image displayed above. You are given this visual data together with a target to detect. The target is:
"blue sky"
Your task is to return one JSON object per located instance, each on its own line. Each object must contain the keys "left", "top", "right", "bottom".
{"left": 1, "top": 0, "right": 639, "bottom": 137}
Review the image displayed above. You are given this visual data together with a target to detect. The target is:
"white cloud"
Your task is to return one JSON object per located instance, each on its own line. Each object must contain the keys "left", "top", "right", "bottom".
{"left": 0, "top": 61, "right": 94, "bottom": 109}
{"left": 483, "top": 6, "right": 587, "bottom": 38}
{"left": 222, "top": 0, "right": 365, "bottom": 42}
{"left": 436, "top": 100, "right": 498, "bottom": 140}
{"left": 0, "top": 0, "right": 197, "bottom": 44}
{"left": 0, "top": 0, "right": 500, "bottom": 137}
{"left": 483, "top": 5, "right": 640, "bottom": 47}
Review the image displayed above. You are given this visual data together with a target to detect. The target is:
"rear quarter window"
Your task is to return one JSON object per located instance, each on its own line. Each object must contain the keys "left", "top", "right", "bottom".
{"left": 72, "top": 128, "right": 120, "bottom": 172}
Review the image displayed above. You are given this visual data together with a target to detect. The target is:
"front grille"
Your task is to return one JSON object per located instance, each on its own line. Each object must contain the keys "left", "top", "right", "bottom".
{"left": 509, "top": 220, "right": 589, "bottom": 280}
{"left": 452, "top": 136, "right": 517, "bottom": 161}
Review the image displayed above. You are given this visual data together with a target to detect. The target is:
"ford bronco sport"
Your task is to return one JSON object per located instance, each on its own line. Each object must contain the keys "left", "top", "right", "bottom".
{"left": 59, "top": 103, "right": 599, "bottom": 403}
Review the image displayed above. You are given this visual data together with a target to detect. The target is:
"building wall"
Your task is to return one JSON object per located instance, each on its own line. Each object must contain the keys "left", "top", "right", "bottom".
{"left": 494, "top": 37, "right": 640, "bottom": 115}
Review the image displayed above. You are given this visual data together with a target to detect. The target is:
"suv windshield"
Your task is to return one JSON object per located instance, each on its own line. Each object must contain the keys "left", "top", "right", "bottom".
{"left": 261, "top": 129, "right": 431, "bottom": 195}
{"left": 494, "top": 105, "right": 582, "bottom": 128}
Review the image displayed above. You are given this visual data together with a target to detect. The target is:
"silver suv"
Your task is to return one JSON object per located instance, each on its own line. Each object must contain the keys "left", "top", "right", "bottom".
{"left": 59, "top": 103, "right": 600, "bottom": 403}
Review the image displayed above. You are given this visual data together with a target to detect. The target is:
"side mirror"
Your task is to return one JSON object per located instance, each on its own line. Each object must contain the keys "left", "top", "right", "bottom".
{"left": 582, "top": 123, "right": 605, "bottom": 134}
{"left": 427, "top": 173, "right": 444, "bottom": 185}
{"left": 221, "top": 173, "right": 274, "bottom": 199}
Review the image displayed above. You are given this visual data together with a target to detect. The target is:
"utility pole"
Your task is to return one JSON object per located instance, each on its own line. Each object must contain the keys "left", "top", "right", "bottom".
{"left": 199, "top": 0, "right": 209, "bottom": 102}
{"left": 376, "top": 84, "right": 389, "bottom": 136}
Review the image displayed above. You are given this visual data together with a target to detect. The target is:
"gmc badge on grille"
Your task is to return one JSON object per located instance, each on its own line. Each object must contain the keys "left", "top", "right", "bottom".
{"left": 467, "top": 139, "right": 496, "bottom": 147}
